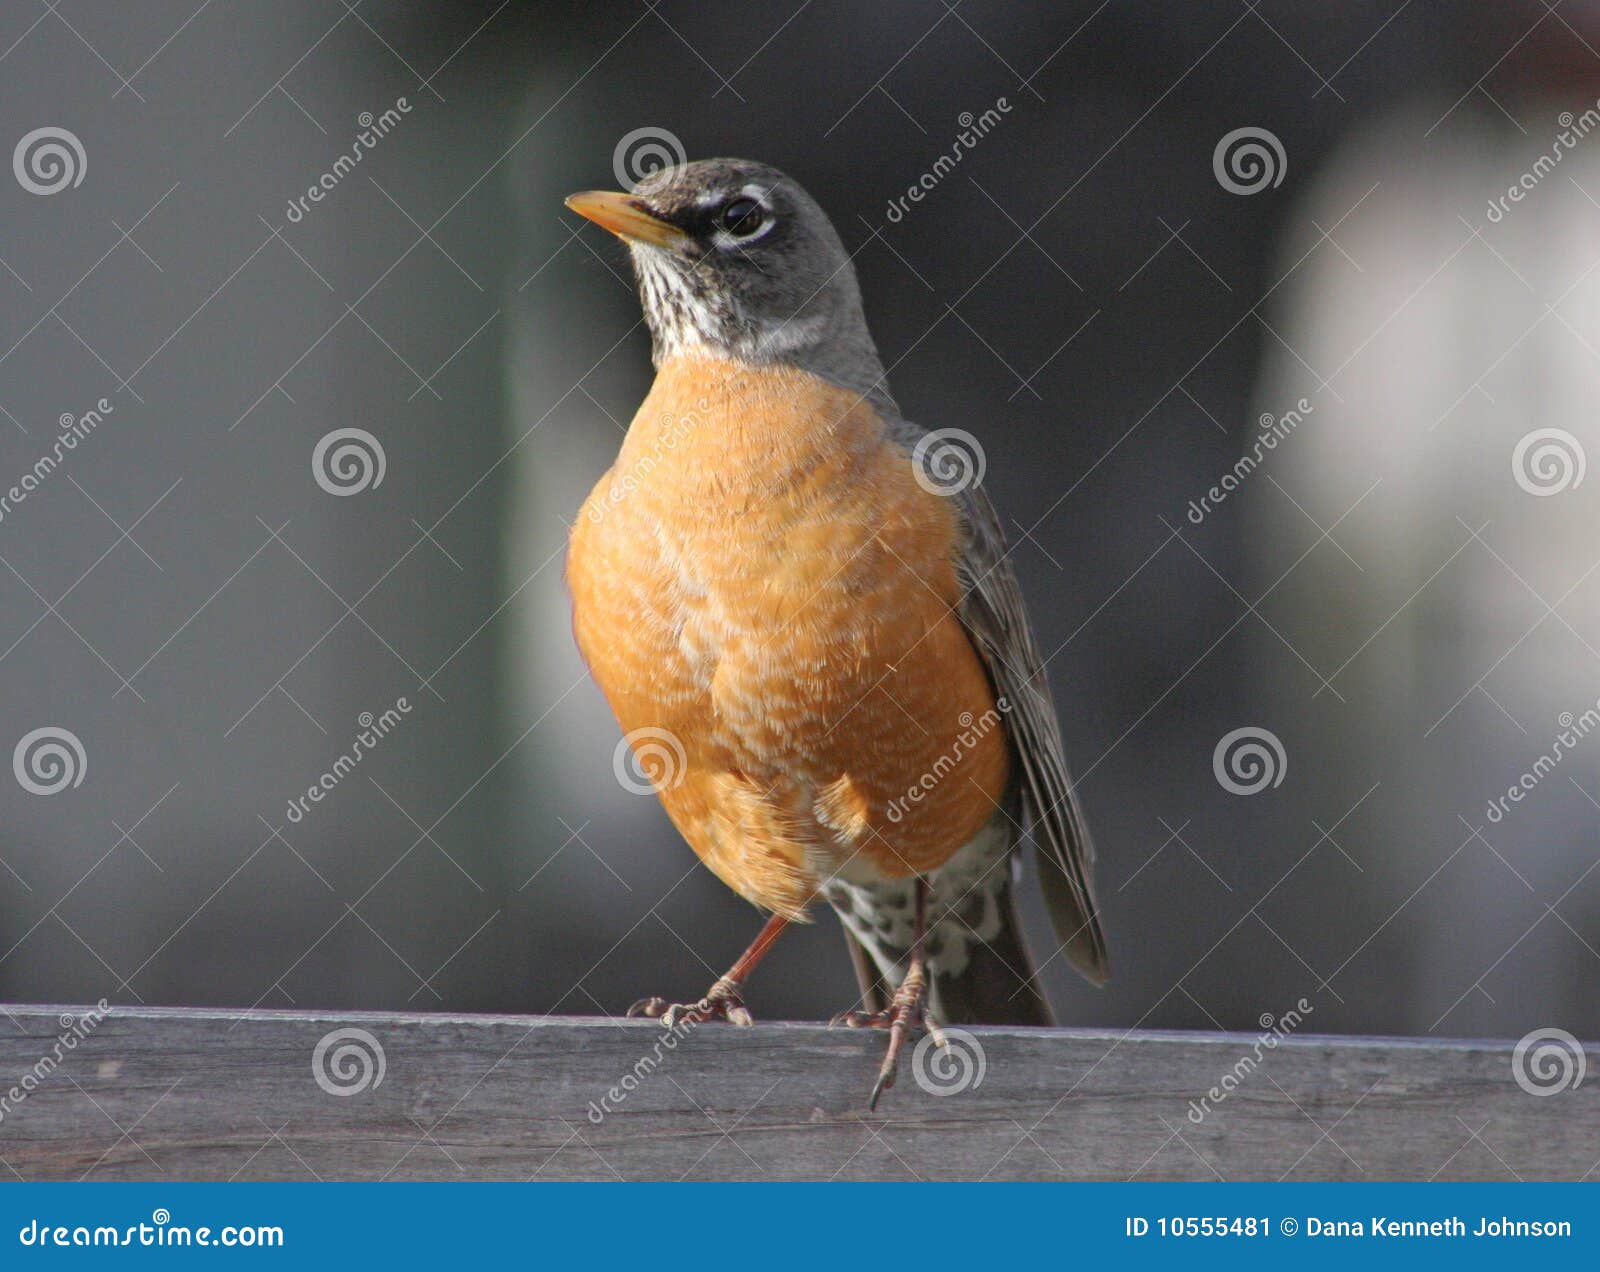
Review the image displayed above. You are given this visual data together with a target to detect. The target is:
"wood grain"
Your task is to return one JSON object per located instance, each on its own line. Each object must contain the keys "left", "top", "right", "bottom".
{"left": 0, "top": 1005, "right": 1591, "bottom": 1181}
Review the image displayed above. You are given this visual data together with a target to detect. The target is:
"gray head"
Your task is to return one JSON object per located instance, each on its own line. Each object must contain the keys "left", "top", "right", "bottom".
{"left": 566, "top": 158, "right": 894, "bottom": 414}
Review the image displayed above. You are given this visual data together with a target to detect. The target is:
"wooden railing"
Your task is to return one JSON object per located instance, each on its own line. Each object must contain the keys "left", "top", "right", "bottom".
{"left": 0, "top": 1005, "right": 1592, "bottom": 1180}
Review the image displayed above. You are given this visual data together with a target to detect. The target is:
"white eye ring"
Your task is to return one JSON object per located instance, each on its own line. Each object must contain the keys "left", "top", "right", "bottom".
{"left": 709, "top": 185, "right": 775, "bottom": 251}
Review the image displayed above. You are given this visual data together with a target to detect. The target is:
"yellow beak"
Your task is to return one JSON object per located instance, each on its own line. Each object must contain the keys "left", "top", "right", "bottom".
{"left": 564, "top": 190, "right": 687, "bottom": 249}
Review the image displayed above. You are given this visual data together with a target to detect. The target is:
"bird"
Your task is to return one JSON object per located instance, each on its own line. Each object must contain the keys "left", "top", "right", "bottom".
{"left": 564, "top": 157, "right": 1106, "bottom": 1106}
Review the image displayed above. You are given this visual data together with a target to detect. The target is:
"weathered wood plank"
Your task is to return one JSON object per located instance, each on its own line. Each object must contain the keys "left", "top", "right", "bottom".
{"left": 0, "top": 1005, "right": 1591, "bottom": 1181}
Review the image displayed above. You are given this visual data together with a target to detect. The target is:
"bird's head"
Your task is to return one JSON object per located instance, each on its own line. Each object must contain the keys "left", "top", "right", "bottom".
{"left": 566, "top": 157, "right": 892, "bottom": 411}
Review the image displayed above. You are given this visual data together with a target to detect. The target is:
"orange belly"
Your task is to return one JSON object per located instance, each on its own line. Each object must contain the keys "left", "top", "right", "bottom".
{"left": 566, "top": 355, "right": 1009, "bottom": 918}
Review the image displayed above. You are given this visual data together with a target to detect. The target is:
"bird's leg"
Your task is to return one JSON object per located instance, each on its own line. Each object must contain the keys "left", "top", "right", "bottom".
{"left": 832, "top": 876, "right": 945, "bottom": 1109}
{"left": 627, "top": 912, "right": 788, "bottom": 1028}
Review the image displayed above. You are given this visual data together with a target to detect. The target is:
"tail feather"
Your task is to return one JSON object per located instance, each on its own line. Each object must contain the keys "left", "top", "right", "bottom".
{"left": 925, "top": 880, "right": 1053, "bottom": 1026}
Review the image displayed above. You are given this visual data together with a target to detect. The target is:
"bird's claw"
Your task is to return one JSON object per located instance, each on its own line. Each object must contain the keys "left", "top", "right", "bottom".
{"left": 832, "top": 966, "right": 940, "bottom": 1108}
{"left": 627, "top": 976, "right": 752, "bottom": 1027}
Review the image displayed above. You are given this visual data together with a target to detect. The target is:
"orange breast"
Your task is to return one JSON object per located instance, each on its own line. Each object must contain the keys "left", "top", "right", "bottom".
{"left": 566, "top": 355, "right": 1009, "bottom": 918}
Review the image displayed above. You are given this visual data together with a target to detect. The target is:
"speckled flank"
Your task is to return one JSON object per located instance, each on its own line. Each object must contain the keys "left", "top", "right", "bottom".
{"left": 567, "top": 353, "right": 1010, "bottom": 919}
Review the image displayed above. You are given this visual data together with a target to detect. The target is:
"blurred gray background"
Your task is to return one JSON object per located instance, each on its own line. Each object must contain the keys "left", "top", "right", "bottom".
{"left": 0, "top": 0, "right": 1595, "bottom": 1044}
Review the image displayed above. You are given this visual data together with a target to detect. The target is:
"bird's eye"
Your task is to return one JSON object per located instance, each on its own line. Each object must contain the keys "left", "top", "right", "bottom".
{"left": 718, "top": 197, "right": 764, "bottom": 237}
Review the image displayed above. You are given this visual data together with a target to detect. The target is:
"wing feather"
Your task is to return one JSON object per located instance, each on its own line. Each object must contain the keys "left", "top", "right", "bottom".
{"left": 893, "top": 419, "right": 1110, "bottom": 985}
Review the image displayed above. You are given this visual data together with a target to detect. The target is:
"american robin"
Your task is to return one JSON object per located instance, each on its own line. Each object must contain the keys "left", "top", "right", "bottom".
{"left": 565, "top": 158, "right": 1106, "bottom": 1105}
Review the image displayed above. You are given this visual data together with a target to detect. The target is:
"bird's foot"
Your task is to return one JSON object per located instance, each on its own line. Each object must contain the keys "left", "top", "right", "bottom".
{"left": 627, "top": 975, "right": 753, "bottom": 1028}
{"left": 832, "top": 963, "right": 943, "bottom": 1109}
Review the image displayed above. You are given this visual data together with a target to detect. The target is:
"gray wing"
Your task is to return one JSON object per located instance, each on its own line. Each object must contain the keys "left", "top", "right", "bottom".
{"left": 894, "top": 419, "right": 1109, "bottom": 986}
